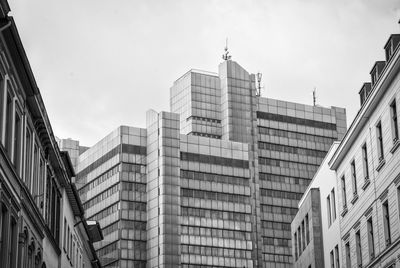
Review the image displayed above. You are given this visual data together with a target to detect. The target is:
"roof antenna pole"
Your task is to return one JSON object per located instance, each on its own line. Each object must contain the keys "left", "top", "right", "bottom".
{"left": 222, "top": 38, "right": 232, "bottom": 61}
{"left": 256, "top": 72, "right": 263, "bottom": 97}
{"left": 313, "top": 87, "right": 317, "bottom": 106}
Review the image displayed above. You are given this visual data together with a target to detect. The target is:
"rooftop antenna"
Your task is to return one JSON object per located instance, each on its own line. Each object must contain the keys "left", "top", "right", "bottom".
{"left": 256, "top": 72, "right": 263, "bottom": 97}
{"left": 313, "top": 87, "right": 317, "bottom": 106}
{"left": 222, "top": 38, "right": 232, "bottom": 61}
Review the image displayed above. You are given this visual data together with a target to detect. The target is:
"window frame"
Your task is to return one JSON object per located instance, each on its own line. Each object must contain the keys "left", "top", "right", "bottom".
{"left": 382, "top": 200, "right": 391, "bottom": 247}
{"left": 351, "top": 160, "right": 357, "bottom": 196}
{"left": 355, "top": 230, "right": 362, "bottom": 267}
{"left": 390, "top": 98, "right": 399, "bottom": 142}
{"left": 367, "top": 216, "right": 375, "bottom": 259}
{"left": 327, "top": 194, "right": 332, "bottom": 226}
{"left": 362, "top": 143, "right": 369, "bottom": 182}
{"left": 376, "top": 121, "right": 384, "bottom": 160}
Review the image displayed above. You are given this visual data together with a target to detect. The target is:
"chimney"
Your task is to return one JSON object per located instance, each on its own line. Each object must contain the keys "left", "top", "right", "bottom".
{"left": 358, "top": 83, "right": 372, "bottom": 106}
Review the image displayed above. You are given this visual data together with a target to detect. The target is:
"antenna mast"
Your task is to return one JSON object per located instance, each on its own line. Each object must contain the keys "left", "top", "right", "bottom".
{"left": 256, "top": 72, "right": 263, "bottom": 97}
{"left": 222, "top": 38, "right": 232, "bottom": 61}
{"left": 313, "top": 87, "right": 316, "bottom": 106}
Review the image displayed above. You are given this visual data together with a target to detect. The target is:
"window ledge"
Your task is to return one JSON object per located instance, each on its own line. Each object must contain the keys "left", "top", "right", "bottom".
{"left": 376, "top": 158, "right": 386, "bottom": 171}
{"left": 390, "top": 139, "right": 400, "bottom": 154}
{"left": 362, "top": 179, "right": 370, "bottom": 190}
{"left": 341, "top": 206, "right": 348, "bottom": 217}
{"left": 351, "top": 194, "right": 359, "bottom": 205}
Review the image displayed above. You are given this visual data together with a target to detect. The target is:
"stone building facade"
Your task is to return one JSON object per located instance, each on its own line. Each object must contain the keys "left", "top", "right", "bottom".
{"left": 330, "top": 33, "right": 400, "bottom": 268}
{"left": 0, "top": 2, "right": 102, "bottom": 268}
{"left": 291, "top": 32, "right": 400, "bottom": 268}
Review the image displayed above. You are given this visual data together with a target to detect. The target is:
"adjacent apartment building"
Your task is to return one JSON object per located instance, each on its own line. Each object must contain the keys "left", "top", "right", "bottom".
{"left": 330, "top": 33, "right": 400, "bottom": 268}
{"left": 62, "top": 53, "right": 346, "bottom": 267}
{"left": 291, "top": 142, "right": 341, "bottom": 268}
{"left": 292, "top": 32, "right": 400, "bottom": 268}
{"left": 0, "top": 2, "right": 102, "bottom": 268}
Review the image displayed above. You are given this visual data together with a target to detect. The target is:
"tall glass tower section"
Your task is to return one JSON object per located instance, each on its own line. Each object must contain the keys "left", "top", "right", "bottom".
{"left": 63, "top": 57, "right": 346, "bottom": 268}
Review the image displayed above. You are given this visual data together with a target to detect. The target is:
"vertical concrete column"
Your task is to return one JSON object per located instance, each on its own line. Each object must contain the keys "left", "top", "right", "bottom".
{"left": 146, "top": 110, "right": 181, "bottom": 268}
{"left": 219, "top": 60, "right": 264, "bottom": 267}
{"left": 219, "top": 60, "right": 253, "bottom": 144}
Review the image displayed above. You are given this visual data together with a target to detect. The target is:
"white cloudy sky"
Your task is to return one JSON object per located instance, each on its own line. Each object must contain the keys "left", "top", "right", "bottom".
{"left": 11, "top": 0, "right": 400, "bottom": 146}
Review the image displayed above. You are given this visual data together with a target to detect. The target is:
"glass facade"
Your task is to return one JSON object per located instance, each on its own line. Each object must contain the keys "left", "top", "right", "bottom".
{"left": 75, "top": 127, "right": 147, "bottom": 268}
{"left": 70, "top": 59, "right": 346, "bottom": 268}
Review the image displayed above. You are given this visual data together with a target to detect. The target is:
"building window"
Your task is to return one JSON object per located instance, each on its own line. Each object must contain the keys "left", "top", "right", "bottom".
{"left": 330, "top": 250, "right": 334, "bottom": 268}
{"left": 382, "top": 201, "right": 391, "bottom": 246}
{"left": 25, "top": 126, "right": 33, "bottom": 189}
{"left": 362, "top": 143, "right": 369, "bottom": 181}
{"left": 0, "top": 204, "right": 18, "bottom": 268}
{"left": 67, "top": 226, "right": 70, "bottom": 259}
{"left": 390, "top": 99, "right": 399, "bottom": 141}
{"left": 367, "top": 217, "right": 375, "bottom": 259}
{"left": 37, "top": 155, "right": 46, "bottom": 210}
{"left": 294, "top": 232, "right": 298, "bottom": 260}
{"left": 13, "top": 108, "right": 22, "bottom": 175}
{"left": 32, "top": 145, "right": 39, "bottom": 194}
{"left": 335, "top": 245, "right": 340, "bottom": 268}
{"left": 351, "top": 160, "right": 357, "bottom": 196}
{"left": 72, "top": 240, "right": 75, "bottom": 265}
{"left": 5, "top": 91, "right": 13, "bottom": 156}
{"left": 298, "top": 226, "right": 302, "bottom": 254}
{"left": 305, "top": 214, "right": 310, "bottom": 244}
{"left": 341, "top": 176, "right": 347, "bottom": 210}
{"left": 376, "top": 121, "right": 384, "bottom": 160}
{"left": 69, "top": 232, "right": 72, "bottom": 259}
{"left": 331, "top": 189, "right": 336, "bottom": 221}
{"left": 0, "top": 204, "right": 8, "bottom": 262}
{"left": 398, "top": 186, "right": 400, "bottom": 224}
{"left": 45, "top": 175, "right": 61, "bottom": 243}
{"left": 301, "top": 220, "right": 305, "bottom": 250}
{"left": 63, "top": 218, "right": 67, "bottom": 251}
{"left": 345, "top": 242, "right": 351, "bottom": 268}
{"left": 9, "top": 217, "right": 17, "bottom": 268}
{"left": 355, "top": 230, "right": 362, "bottom": 267}
{"left": 327, "top": 194, "right": 332, "bottom": 226}
{"left": 0, "top": 76, "right": 5, "bottom": 144}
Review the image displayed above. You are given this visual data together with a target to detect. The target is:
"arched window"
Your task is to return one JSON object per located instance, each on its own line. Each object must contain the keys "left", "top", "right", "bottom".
{"left": 28, "top": 239, "right": 35, "bottom": 268}
{"left": 35, "top": 250, "right": 42, "bottom": 267}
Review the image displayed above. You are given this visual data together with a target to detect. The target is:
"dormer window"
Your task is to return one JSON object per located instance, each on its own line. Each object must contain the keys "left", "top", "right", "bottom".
{"left": 370, "top": 61, "right": 386, "bottom": 87}
{"left": 358, "top": 83, "right": 372, "bottom": 106}
{"left": 384, "top": 34, "right": 400, "bottom": 61}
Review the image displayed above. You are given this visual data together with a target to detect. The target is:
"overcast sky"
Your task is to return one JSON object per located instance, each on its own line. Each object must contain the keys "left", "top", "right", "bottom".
{"left": 10, "top": 0, "right": 400, "bottom": 146}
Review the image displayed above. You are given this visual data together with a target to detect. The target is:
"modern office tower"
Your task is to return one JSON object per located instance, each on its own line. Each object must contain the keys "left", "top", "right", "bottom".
{"left": 70, "top": 56, "right": 346, "bottom": 268}
{"left": 57, "top": 138, "right": 89, "bottom": 171}
{"left": 171, "top": 59, "right": 346, "bottom": 267}
{"left": 291, "top": 142, "right": 341, "bottom": 268}
{"left": 72, "top": 127, "right": 148, "bottom": 268}
{"left": 0, "top": 2, "right": 102, "bottom": 267}
{"left": 329, "top": 34, "right": 400, "bottom": 268}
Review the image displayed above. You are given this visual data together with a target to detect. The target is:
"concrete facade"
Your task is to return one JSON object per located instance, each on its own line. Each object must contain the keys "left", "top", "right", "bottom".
{"left": 291, "top": 188, "right": 323, "bottom": 268}
{"left": 291, "top": 142, "right": 342, "bottom": 268}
